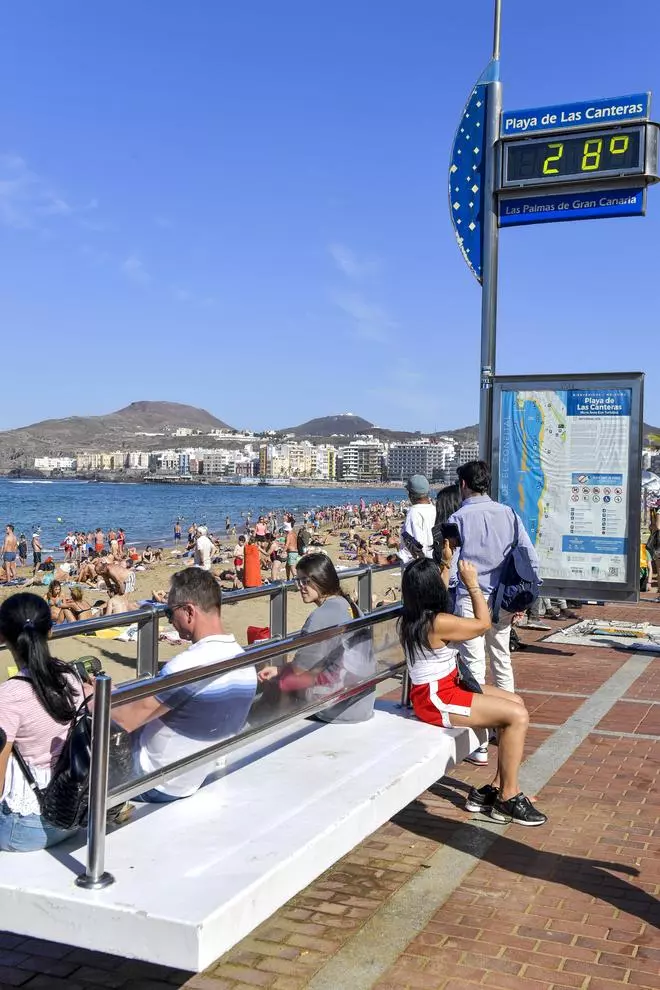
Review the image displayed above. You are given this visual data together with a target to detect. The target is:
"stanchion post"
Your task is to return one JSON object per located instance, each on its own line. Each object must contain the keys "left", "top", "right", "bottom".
{"left": 137, "top": 607, "right": 159, "bottom": 679}
{"left": 357, "top": 568, "right": 372, "bottom": 613}
{"left": 269, "top": 585, "right": 287, "bottom": 640}
{"left": 76, "top": 674, "right": 115, "bottom": 890}
{"left": 399, "top": 667, "right": 412, "bottom": 708}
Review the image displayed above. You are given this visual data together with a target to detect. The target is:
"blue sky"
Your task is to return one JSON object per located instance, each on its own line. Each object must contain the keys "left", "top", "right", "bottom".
{"left": 1, "top": 0, "right": 659, "bottom": 434}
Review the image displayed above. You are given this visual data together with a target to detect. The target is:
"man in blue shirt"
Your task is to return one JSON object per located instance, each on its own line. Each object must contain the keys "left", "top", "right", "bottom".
{"left": 448, "top": 460, "right": 540, "bottom": 766}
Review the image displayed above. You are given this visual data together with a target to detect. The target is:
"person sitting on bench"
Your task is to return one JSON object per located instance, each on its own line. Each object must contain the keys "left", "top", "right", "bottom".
{"left": 113, "top": 568, "right": 257, "bottom": 802}
{"left": 400, "top": 554, "right": 547, "bottom": 828}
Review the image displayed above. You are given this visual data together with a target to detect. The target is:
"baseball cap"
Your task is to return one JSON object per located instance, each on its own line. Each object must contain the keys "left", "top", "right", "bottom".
{"left": 406, "top": 474, "right": 430, "bottom": 497}
{"left": 197, "top": 525, "right": 208, "bottom": 535}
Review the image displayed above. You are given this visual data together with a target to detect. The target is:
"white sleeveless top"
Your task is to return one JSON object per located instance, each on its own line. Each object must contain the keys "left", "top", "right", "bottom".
{"left": 406, "top": 641, "right": 458, "bottom": 685}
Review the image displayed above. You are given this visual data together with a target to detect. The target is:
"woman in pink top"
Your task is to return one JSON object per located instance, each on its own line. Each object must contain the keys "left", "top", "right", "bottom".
{"left": 0, "top": 593, "right": 84, "bottom": 851}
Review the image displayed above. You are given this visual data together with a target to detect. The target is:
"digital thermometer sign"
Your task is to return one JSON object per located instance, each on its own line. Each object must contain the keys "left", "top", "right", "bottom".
{"left": 501, "top": 126, "right": 646, "bottom": 188}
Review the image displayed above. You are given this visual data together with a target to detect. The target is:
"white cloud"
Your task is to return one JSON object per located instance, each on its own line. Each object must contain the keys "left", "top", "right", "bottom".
{"left": 328, "top": 242, "right": 380, "bottom": 280}
{"left": 121, "top": 254, "right": 151, "bottom": 285}
{"left": 332, "top": 290, "right": 396, "bottom": 342}
{"left": 0, "top": 154, "right": 74, "bottom": 229}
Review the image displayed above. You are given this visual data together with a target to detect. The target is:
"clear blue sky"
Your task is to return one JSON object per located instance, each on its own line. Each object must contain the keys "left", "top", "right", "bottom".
{"left": 1, "top": 0, "right": 659, "bottom": 434}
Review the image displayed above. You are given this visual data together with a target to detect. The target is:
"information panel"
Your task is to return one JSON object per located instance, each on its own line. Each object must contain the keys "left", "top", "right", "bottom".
{"left": 491, "top": 374, "right": 644, "bottom": 602}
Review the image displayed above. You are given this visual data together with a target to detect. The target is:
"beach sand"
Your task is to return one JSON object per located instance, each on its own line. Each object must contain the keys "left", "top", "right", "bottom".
{"left": 0, "top": 523, "right": 402, "bottom": 686}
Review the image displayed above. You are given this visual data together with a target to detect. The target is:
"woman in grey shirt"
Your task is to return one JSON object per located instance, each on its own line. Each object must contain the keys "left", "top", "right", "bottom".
{"left": 259, "top": 554, "right": 375, "bottom": 722}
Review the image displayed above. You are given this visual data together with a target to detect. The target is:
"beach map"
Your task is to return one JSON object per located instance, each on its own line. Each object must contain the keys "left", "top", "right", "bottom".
{"left": 498, "top": 388, "right": 632, "bottom": 583}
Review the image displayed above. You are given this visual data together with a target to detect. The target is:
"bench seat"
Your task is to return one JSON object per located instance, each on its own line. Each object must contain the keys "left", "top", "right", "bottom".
{"left": 0, "top": 701, "right": 479, "bottom": 971}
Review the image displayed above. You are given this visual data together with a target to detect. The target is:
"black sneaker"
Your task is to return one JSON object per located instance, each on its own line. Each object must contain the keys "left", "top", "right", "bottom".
{"left": 490, "top": 792, "right": 547, "bottom": 826}
{"left": 465, "top": 783, "right": 498, "bottom": 814}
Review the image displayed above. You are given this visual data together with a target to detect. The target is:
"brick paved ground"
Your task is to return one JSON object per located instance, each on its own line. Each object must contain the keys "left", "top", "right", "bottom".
{"left": 0, "top": 603, "right": 657, "bottom": 990}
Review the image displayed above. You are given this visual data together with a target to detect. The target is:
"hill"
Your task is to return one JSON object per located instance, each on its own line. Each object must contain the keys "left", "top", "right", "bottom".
{"left": 283, "top": 414, "right": 376, "bottom": 438}
{"left": 0, "top": 401, "right": 233, "bottom": 469}
{"left": 282, "top": 413, "right": 479, "bottom": 445}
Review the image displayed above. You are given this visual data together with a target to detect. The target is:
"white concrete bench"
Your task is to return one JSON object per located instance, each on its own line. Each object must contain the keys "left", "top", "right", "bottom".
{"left": 0, "top": 701, "right": 478, "bottom": 972}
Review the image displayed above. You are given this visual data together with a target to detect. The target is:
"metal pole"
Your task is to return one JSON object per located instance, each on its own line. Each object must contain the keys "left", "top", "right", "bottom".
{"left": 136, "top": 606, "right": 159, "bottom": 679}
{"left": 357, "top": 568, "right": 372, "bottom": 613}
{"left": 399, "top": 667, "right": 411, "bottom": 708}
{"left": 76, "top": 674, "right": 115, "bottom": 890}
{"left": 269, "top": 585, "right": 287, "bottom": 639}
{"left": 479, "top": 0, "right": 503, "bottom": 462}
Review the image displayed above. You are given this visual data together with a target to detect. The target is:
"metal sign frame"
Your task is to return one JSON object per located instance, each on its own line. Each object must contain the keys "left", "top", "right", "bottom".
{"left": 491, "top": 372, "right": 644, "bottom": 603}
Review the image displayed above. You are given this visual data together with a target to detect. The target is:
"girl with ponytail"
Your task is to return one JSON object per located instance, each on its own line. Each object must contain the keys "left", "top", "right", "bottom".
{"left": 0, "top": 593, "right": 84, "bottom": 851}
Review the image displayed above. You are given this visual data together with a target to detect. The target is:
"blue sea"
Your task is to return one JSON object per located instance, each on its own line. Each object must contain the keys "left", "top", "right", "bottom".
{"left": 0, "top": 480, "right": 401, "bottom": 552}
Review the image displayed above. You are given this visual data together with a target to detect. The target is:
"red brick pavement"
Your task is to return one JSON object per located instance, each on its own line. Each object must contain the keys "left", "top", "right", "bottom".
{"left": 0, "top": 616, "right": 657, "bottom": 990}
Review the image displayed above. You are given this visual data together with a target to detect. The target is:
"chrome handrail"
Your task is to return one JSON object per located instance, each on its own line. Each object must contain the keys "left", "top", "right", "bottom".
{"left": 40, "top": 560, "right": 400, "bottom": 679}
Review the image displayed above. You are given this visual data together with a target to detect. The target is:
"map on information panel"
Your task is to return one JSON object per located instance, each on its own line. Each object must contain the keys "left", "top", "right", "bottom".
{"left": 497, "top": 388, "right": 631, "bottom": 583}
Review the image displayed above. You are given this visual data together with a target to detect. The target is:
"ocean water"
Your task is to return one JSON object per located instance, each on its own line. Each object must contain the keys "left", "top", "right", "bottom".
{"left": 0, "top": 480, "right": 402, "bottom": 551}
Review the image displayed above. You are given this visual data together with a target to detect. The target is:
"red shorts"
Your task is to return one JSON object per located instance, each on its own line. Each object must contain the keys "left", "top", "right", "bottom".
{"left": 411, "top": 669, "right": 474, "bottom": 729}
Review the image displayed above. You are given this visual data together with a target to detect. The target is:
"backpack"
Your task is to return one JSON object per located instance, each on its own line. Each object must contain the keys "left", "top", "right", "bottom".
{"left": 11, "top": 674, "right": 133, "bottom": 831}
{"left": 492, "top": 509, "right": 541, "bottom": 622}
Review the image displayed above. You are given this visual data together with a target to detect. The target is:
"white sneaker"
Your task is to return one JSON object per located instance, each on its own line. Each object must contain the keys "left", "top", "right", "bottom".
{"left": 465, "top": 744, "right": 488, "bottom": 766}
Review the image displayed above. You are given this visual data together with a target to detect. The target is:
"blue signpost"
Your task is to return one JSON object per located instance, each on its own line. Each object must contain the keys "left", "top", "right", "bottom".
{"left": 449, "top": 2, "right": 659, "bottom": 459}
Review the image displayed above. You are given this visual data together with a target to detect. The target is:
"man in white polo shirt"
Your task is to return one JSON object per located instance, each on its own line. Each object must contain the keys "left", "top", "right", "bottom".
{"left": 113, "top": 568, "right": 257, "bottom": 801}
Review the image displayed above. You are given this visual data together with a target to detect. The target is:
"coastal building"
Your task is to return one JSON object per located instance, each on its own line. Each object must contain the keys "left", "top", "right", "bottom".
{"left": 126, "top": 451, "right": 149, "bottom": 470}
{"left": 258, "top": 441, "right": 337, "bottom": 480}
{"left": 456, "top": 441, "right": 480, "bottom": 466}
{"left": 387, "top": 440, "right": 455, "bottom": 482}
{"left": 338, "top": 441, "right": 385, "bottom": 483}
{"left": 75, "top": 451, "right": 124, "bottom": 471}
{"left": 202, "top": 447, "right": 255, "bottom": 477}
{"left": 34, "top": 456, "right": 77, "bottom": 472}
{"left": 313, "top": 445, "right": 337, "bottom": 481}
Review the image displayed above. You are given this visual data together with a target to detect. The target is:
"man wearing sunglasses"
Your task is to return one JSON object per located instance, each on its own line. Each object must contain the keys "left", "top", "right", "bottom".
{"left": 113, "top": 568, "right": 257, "bottom": 802}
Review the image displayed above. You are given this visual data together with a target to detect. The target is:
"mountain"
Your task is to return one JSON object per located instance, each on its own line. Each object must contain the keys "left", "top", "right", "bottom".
{"left": 282, "top": 413, "right": 480, "bottom": 445}
{"left": 0, "top": 401, "right": 233, "bottom": 469}
{"left": 283, "top": 414, "right": 376, "bottom": 438}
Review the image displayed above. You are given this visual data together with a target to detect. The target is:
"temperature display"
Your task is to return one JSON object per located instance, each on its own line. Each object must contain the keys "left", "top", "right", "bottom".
{"left": 502, "top": 126, "right": 645, "bottom": 187}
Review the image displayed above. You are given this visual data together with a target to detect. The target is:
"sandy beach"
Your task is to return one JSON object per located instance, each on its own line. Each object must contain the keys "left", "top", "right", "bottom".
{"left": 0, "top": 521, "right": 402, "bottom": 687}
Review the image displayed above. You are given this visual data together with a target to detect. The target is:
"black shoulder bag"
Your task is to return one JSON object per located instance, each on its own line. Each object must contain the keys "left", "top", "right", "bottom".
{"left": 10, "top": 675, "right": 133, "bottom": 831}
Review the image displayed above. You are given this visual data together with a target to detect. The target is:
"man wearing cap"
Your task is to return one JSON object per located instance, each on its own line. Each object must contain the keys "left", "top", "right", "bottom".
{"left": 399, "top": 475, "right": 436, "bottom": 567}
{"left": 194, "top": 526, "right": 215, "bottom": 572}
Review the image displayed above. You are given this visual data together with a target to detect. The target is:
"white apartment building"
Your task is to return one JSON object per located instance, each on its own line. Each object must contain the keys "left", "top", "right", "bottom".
{"left": 338, "top": 440, "right": 385, "bottom": 483}
{"left": 387, "top": 441, "right": 455, "bottom": 481}
{"left": 456, "top": 441, "right": 480, "bottom": 466}
{"left": 126, "top": 451, "right": 150, "bottom": 470}
{"left": 202, "top": 447, "right": 255, "bottom": 477}
{"left": 34, "top": 456, "right": 77, "bottom": 471}
{"left": 313, "top": 445, "right": 337, "bottom": 481}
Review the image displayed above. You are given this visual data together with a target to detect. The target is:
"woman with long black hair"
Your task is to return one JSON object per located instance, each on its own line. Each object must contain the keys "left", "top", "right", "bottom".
{"left": 400, "top": 557, "right": 546, "bottom": 827}
{"left": 0, "top": 593, "right": 85, "bottom": 851}
{"left": 259, "top": 553, "right": 375, "bottom": 723}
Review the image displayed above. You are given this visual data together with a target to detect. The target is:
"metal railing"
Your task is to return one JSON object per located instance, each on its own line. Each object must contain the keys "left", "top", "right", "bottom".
{"left": 76, "top": 602, "right": 405, "bottom": 889}
{"left": 46, "top": 561, "right": 401, "bottom": 680}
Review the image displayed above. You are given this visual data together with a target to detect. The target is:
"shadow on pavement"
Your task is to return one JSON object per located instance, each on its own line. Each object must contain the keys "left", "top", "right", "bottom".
{"left": 395, "top": 796, "right": 660, "bottom": 928}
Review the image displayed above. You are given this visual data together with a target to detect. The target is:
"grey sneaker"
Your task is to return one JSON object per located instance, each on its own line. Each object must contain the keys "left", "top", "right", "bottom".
{"left": 490, "top": 792, "right": 547, "bottom": 827}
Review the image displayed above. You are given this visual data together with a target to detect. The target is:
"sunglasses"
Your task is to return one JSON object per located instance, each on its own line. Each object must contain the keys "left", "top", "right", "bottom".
{"left": 164, "top": 602, "right": 194, "bottom": 622}
{"left": 295, "top": 577, "right": 313, "bottom": 588}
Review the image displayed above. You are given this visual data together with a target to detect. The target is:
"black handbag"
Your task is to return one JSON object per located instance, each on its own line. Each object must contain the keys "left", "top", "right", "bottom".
{"left": 455, "top": 654, "right": 483, "bottom": 694}
{"left": 11, "top": 675, "right": 133, "bottom": 830}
